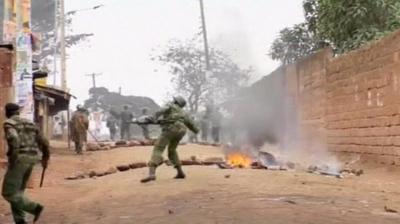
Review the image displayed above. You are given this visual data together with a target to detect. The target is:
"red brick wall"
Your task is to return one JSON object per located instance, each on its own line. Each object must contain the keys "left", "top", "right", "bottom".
{"left": 250, "top": 30, "right": 400, "bottom": 158}
{"left": 325, "top": 31, "right": 400, "bottom": 156}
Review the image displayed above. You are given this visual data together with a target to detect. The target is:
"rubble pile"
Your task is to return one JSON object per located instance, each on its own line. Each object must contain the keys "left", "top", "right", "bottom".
{"left": 86, "top": 139, "right": 157, "bottom": 151}
{"left": 196, "top": 142, "right": 221, "bottom": 147}
{"left": 65, "top": 162, "right": 147, "bottom": 180}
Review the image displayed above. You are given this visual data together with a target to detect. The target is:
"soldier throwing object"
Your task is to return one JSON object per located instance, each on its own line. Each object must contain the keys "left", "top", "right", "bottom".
{"left": 141, "top": 96, "right": 199, "bottom": 183}
{"left": 2, "top": 103, "right": 50, "bottom": 224}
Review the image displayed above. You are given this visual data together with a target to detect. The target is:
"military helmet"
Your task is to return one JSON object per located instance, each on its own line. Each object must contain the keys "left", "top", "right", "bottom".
{"left": 5, "top": 103, "right": 20, "bottom": 113}
{"left": 173, "top": 96, "right": 186, "bottom": 108}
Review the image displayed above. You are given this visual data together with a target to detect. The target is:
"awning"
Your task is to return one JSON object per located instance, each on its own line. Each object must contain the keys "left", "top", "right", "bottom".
{"left": 34, "top": 84, "right": 76, "bottom": 116}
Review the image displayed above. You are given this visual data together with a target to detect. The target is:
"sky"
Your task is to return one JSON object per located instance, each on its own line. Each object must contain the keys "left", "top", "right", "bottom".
{"left": 64, "top": 0, "right": 304, "bottom": 106}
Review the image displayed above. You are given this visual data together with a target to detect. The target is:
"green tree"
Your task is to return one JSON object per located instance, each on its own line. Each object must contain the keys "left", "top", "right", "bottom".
{"left": 31, "top": 0, "right": 93, "bottom": 62}
{"left": 0, "top": 1, "right": 93, "bottom": 61}
{"left": 269, "top": 23, "right": 319, "bottom": 65}
{"left": 153, "top": 37, "right": 250, "bottom": 113}
{"left": 316, "top": 0, "right": 400, "bottom": 53}
{"left": 269, "top": 0, "right": 400, "bottom": 64}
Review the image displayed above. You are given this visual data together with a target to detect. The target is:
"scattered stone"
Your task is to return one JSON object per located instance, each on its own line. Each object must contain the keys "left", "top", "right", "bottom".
{"left": 104, "top": 167, "right": 118, "bottom": 175}
{"left": 224, "top": 174, "right": 231, "bottom": 179}
{"left": 65, "top": 174, "right": 85, "bottom": 180}
{"left": 181, "top": 160, "right": 202, "bottom": 166}
{"left": 284, "top": 200, "right": 297, "bottom": 205}
{"left": 86, "top": 143, "right": 100, "bottom": 151}
{"left": 88, "top": 171, "right": 97, "bottom": 178}
{"left": 115, "top": 140, "right": 127, "bottom": 146}
{"left": 168, "top": 209, "right": 174, "bottom": 214}
{"left": 190, "top": 155, "right": 197, "bottom": 161}
{"left": 217, "top": 163, "right": 233, "bottom": 169}
{"left": 267, "top": 165, "right": 282, "bottom": 170}
{"left": 128, "top": 140, "right": 142, "bottom": 147}
{"left": 129, "top": 162, "right": 147, "bottom": 169}
{"left": 204, "top": 157, "right": 224, "bottom": 163}
{"left": 384, "top": 206, "right": 398, "bottom": 213}
{"left": 100, "top": 145, "right": 111, "bottom": 151}
{"left": 116, "top": 165, "right": 130, "bottom": 172}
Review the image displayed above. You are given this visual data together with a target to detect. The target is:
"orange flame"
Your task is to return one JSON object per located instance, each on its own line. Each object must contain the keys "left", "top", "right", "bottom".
{"left": 227, "top": 153, "right": 252, "bottom": 168}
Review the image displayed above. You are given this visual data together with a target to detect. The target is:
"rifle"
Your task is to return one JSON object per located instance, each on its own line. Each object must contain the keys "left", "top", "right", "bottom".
{"left": 130, "top": 116, "right": 161, "bottom": 125}
{"left": 39, "top": 166, "right": 46, "bottom": 188}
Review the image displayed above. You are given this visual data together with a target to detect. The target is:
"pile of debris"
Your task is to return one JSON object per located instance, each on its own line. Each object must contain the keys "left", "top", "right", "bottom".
{"left": 196, "top": 142, "right": 221, "bottom": 147}
{"left": 65, "top": 162, "right": 148, "bottom": 180}
{"left": 65, "top": 158, "right": 226, "bottom": 181}
{"left": 307, "top": 165, "right": 364, "bottom": 179}
{"left": 86, "top": 139, "right": 157, "bottom": 151}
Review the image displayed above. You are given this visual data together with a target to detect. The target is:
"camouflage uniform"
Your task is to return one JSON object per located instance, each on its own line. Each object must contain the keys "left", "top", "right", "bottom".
{"left": 141, "top": 97, "right": 199, "bottom": 183}
{"left": 70, "top": 108, "right": 89, "bottom": 154}
{"left": 139, "top": 108, "right": 151, "bottom": 140}
{"left": 211, "top": 108, "right": 223, "bottom": 143}
{"left": 200, "top": 116, "right": 209, "bottom": 142}
{"left": 2, "top": 104, "right": 50, "bottom": 224}
{"left": 120, "top": 107, "right": 133, "bottom": 140}
{"left": 106, "top": 115, "right": 118, "bottom": 141}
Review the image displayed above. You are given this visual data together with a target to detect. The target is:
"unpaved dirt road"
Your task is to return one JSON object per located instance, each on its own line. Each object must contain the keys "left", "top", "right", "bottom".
{"left": 0, "top": 143, "right": 400, "bottom": 224}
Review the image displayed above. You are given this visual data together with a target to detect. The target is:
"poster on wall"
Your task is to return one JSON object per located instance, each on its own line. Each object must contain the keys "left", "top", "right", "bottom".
{"left": 3, "top": 0, "right": 34, "bottom": 120}
{"left": 15, "top": 0, "right": 33, "bottom": 120}
{"left": 15, "top": 33, "right": 33, "bottom": 120}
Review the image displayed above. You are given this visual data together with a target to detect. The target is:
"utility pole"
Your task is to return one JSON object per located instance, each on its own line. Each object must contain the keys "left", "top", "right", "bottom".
{"left": 60, "top": 0, "right": 67, "bottom": 90}
{"left": 86, "top": 73, "right": 102, "bottom": 88}
{"left": 199, "top": 0, "right": 210, "bottom": 70}
{"left": 53, "top": 0, "right": 58, "bottom": 86}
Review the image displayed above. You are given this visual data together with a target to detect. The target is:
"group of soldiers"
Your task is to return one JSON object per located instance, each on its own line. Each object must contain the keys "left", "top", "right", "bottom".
{"left": 69, "top": 104, "right": 152, "bottom": 155}
{"left": 0, "top": 96, "right": 209, "bottom": 223}
{"left": 106, "top": 106, "right": 151, "bottom": 141}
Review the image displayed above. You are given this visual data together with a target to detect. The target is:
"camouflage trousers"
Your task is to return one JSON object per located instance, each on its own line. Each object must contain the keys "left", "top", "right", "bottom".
{"left": 140, "top": 125, "right": 150, "bottom": 140}
{"left": 120, "top": 123, "right": 131, "bottom": 140}
{"left": 148, "top": 129, "right": 186, "bottom": 167}
{"left": 2, "top": 155, "right": 41, "bottom": 223}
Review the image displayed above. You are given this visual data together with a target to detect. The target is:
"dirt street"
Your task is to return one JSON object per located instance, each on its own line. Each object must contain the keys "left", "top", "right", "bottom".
{"left": 0, "top": 143, "right": 400, "bottom": 224}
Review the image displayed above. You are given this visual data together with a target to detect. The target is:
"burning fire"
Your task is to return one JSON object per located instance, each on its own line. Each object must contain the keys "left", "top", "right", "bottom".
{"left": 226, "top": 153, "right": 252, "bottom": 168}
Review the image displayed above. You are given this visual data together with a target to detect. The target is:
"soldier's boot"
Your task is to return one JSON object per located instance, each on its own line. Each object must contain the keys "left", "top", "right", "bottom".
{"left": 174, "top": 166, "right": 186, "bottom": 179}
{"left": 140, "top": 166, "right": 156, "bottom": 183}
{"left": 33, "top": 204, "right": 44, "bottom": 223}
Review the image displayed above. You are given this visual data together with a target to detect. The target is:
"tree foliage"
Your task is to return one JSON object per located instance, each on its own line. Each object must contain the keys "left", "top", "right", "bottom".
{"left": 31, "top": 0, "right": 93, "bottom": 62}
{"left": 0, "top": 0, "right": 93, "bottom": 61}
{"left": 153, "top": 38, "right": 251, "bottom": 113}
{"left": 269, "top": 0, "right": 400, "bottom": 64}
{"left": 269, "top": 23, "right": 319, "bottom": 65}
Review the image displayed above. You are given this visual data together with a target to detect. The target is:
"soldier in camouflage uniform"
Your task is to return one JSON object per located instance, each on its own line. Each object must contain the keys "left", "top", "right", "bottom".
{"left": 120, "top": 105, "right": 133, "bottom": 140}
{"left": 106, "top": 114, "right": 118, "bottom": 141}
{"left": 211, "top": 107, "right": 223, "bottom": 143}
{"left": 2, "top": 103, "right": 50, "bottom": 224}
{"left": 141, "top": 96, "right": 199, "bottom": 183}
{"left": 70, "top": 105, "right": 89, "bottom": 154}
{"left": 139, "top": 107, "right": 151, "bottom": 140}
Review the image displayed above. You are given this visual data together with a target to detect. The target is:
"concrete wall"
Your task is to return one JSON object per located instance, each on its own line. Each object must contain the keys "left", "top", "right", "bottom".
{"left": 248, "top": 30, "right": 400, "bottom": 159}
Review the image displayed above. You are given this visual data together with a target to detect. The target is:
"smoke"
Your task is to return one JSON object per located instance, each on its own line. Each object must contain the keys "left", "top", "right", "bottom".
{"left": 221, "top": 67, "right": 342, "bottom": 173}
